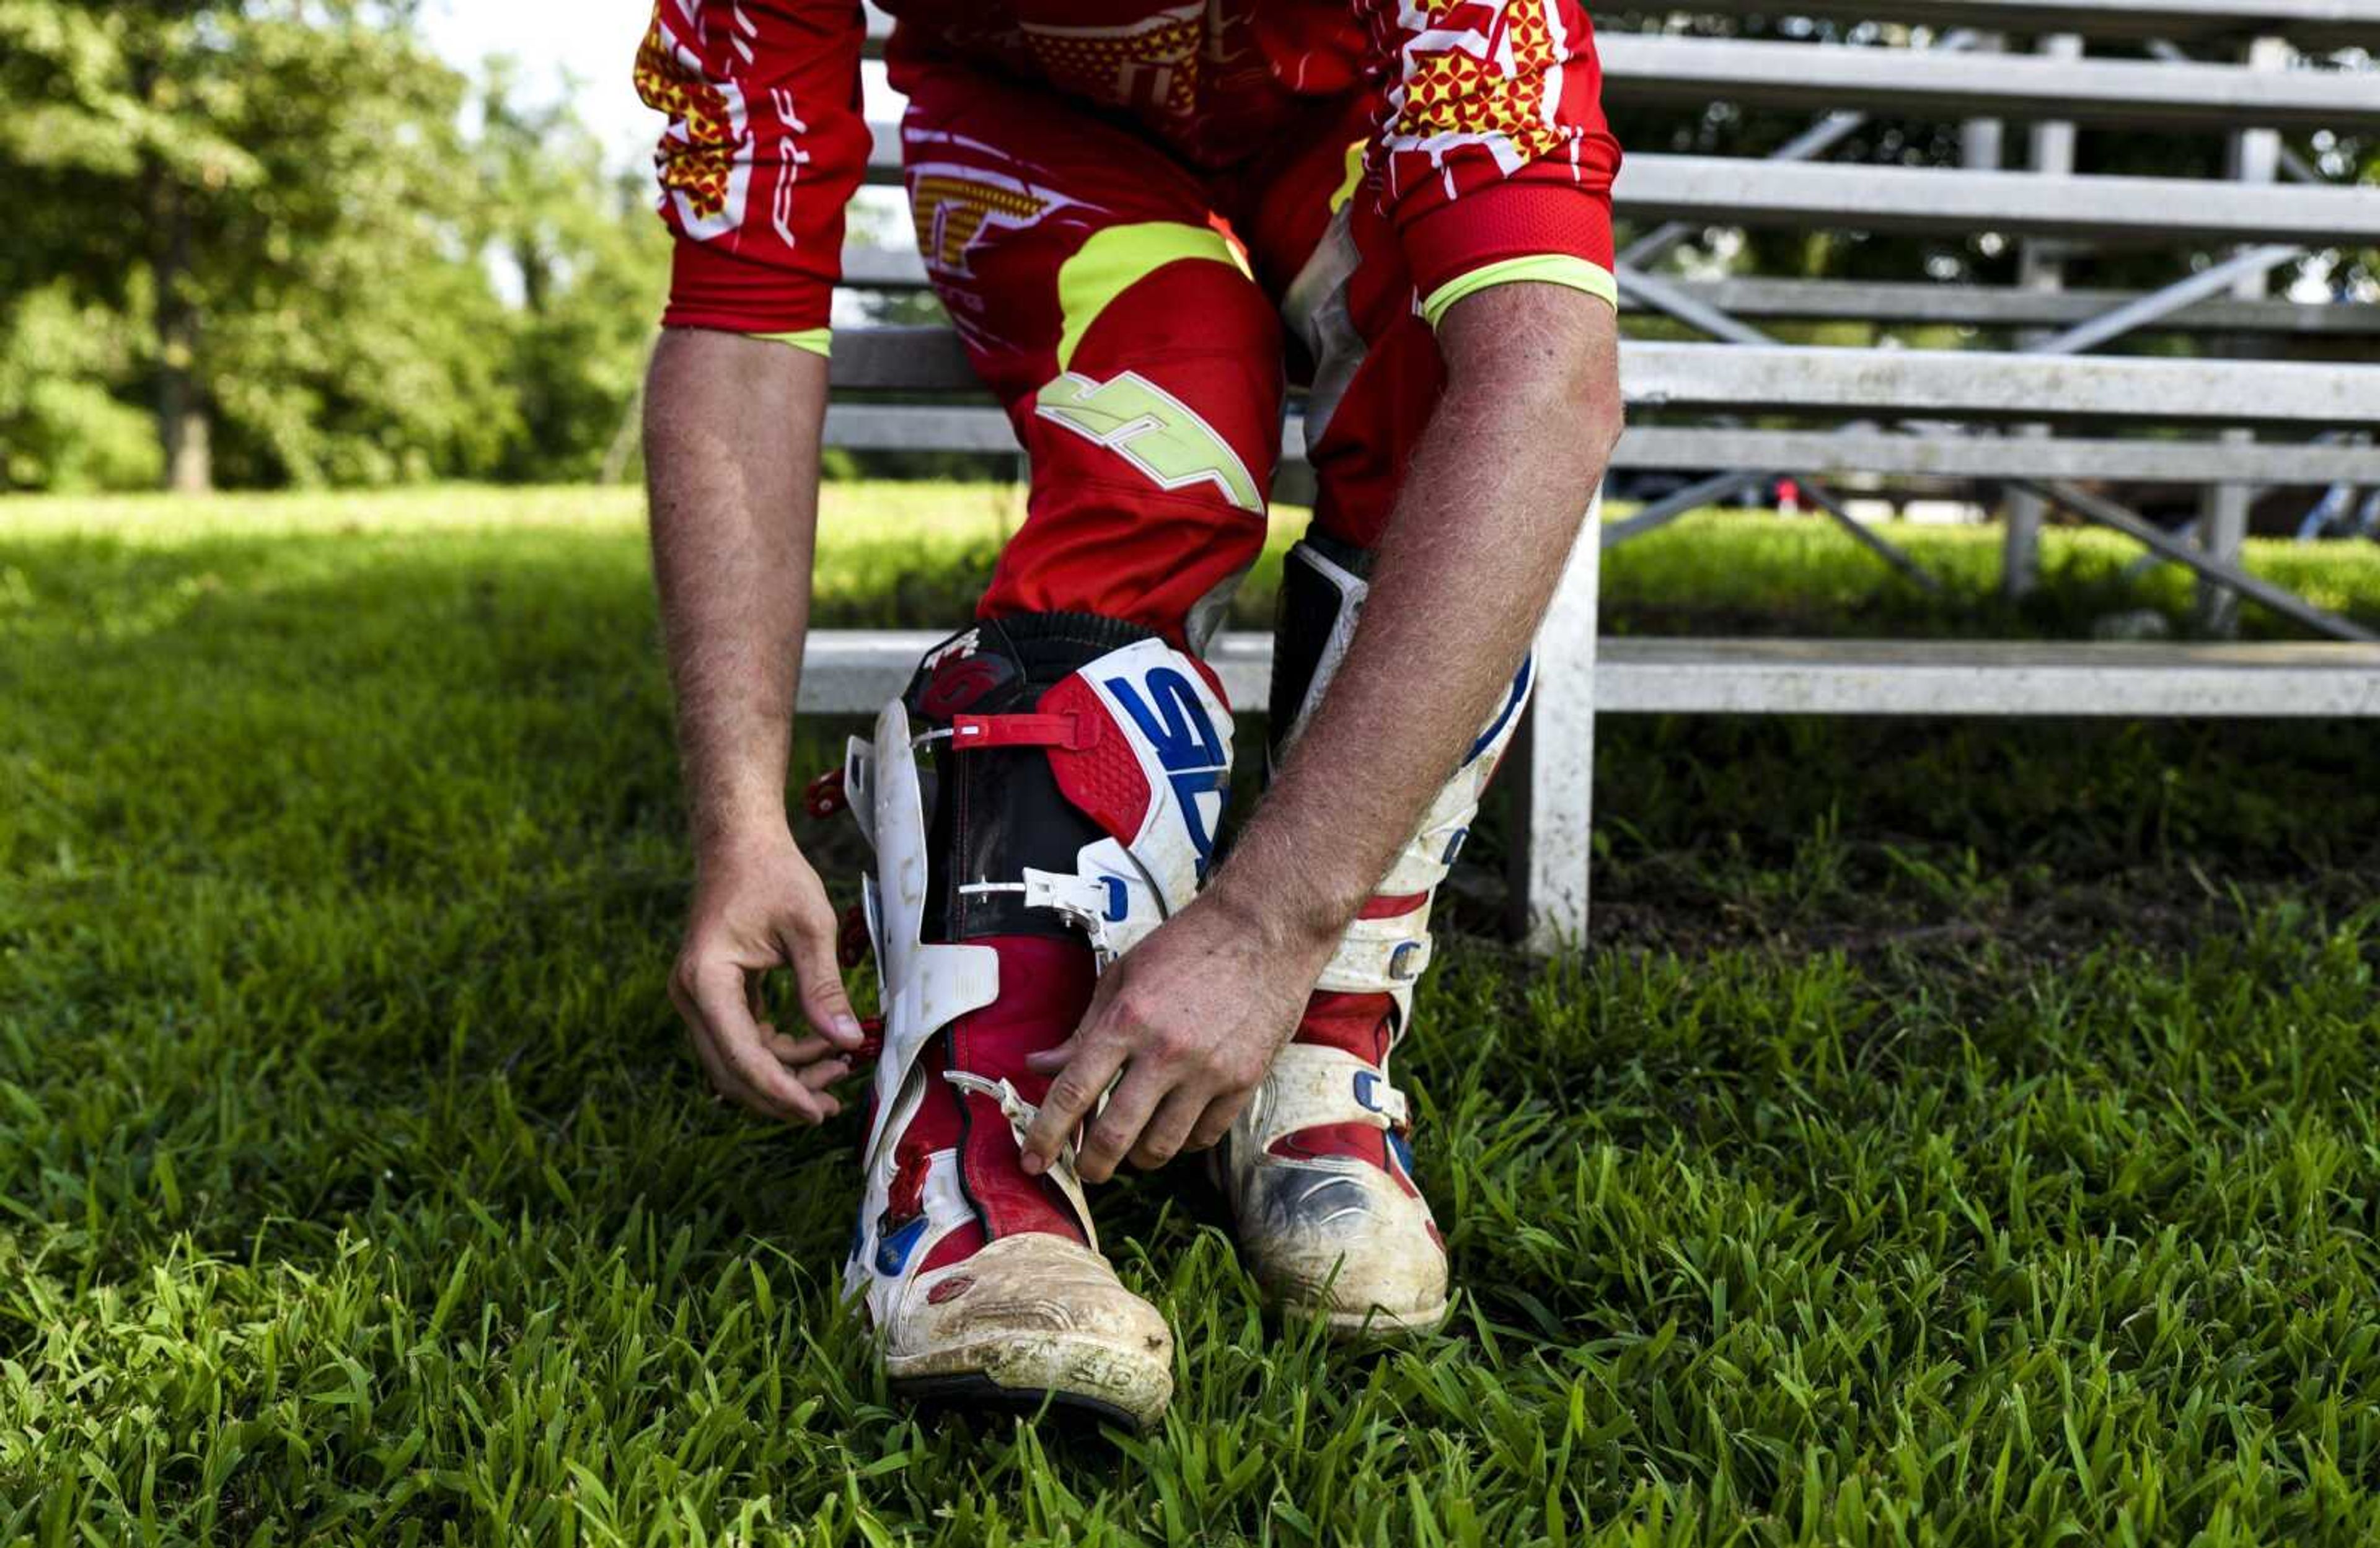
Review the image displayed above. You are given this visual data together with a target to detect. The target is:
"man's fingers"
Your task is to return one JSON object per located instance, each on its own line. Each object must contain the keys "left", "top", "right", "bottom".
{"left": 764, "top": 1029, "right": 855, "bottom": 1066}
{"left": 780, "top": 915, "right": 865, "bottom": 1050}
{"left": 799, "top": 1057, "right": 854, "bottom": 1092}
{"left": 1022, "top": 1037, "right": 1077, "bottom": 1076}
{"left": 1186, "top": 1091, "right": 1248, "bottom": 1154}
{"left": 681, "top": 996, "right": 785, "bottom": 1121}
{"left": 685, "top": 957, "right": 835, "bottom": 1124}
{"left": 1127, "top": 1088, "right": 1209, "bottom": 1172}
{"left": 1075, "top": 1063, "right": 1170, "bottom": 1185}
{"left": 685, "top": 1014, "right": 757, "bottom": 1111}
{"left": 672, "top": 961, "right": 756, "bottom": 1105}
{"left": 722, "top": 1028, "right": 838, "bottom": 1123}
{"left": 681, "top": 955, "right": 763, "bottom": 1049}
{"left": 1021, "top": 1037, "right": 1126, "bottom": 1177}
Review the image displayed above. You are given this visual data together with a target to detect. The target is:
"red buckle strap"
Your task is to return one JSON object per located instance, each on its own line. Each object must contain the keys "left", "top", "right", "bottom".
{"left": 838, "top": 904, "right": 871, "bottom": 969}
{"left": 803, "top": 767, "right": 848, "bottom": 819}
{"left": 950, "top": 712, "right": 1100, "bottom": 752}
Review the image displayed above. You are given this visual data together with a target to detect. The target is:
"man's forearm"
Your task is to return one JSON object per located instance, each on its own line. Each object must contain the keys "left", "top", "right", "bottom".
{"left": 643, "top": 329, "right": 832, "bottom": 856}
{"left": 1211, "top": 285, "right": 1624, "bottom": 945}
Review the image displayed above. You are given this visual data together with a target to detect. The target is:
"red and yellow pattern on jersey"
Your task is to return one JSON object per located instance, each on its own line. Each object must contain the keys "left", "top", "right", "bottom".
{"left": 634, "top": 14, "right": 743, "bottom": 228}
{"left": 635, "top": 0, "right": 1618, "bottom": 337}
{"left": 1380, "top": 1, "right": 1580, "bottom": 187}
{"left": 1020, "top": 7, "right": 1208, "bottom": 120}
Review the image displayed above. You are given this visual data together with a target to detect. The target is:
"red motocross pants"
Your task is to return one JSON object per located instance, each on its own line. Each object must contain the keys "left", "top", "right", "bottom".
{"left": 895, "top": 58, "right": 1455, "bottom": 648}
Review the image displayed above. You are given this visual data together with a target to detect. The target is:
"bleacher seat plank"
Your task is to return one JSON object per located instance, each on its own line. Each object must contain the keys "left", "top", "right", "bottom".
{"left": 798, "top": 632, "right": 2380, "bottom": 719}
{"left": 1618, "top": 156, "right": 2380, "bottom": 245}
{"left": 866, "top": 126, "right": 2380, "bottom": 245}
{"left": 1621, "top": 341, "right": 2373, "bottom": 425}
{"left": 868, "top": 130, "right": 2380, "bottom": 243}
{"left": 1600, "top": 34, "right": 2380, "bottom": 131}
{"left": 821, "top": 405, "right": 2380, "bottom": 486}
{"left": 861, "top": 2, "right": 2365, "bottom": 56}
{"left": 1607, "top": 426, "right": 2380, "bottom": 485}
{"left": 827, "top": 330, "right": 2376, "bottom": 428}
{"left": 1672, "top": 0, "right": 2378, "bottom": 46}
{"left": 838, "top": 248, "right": 2380, "bottom": 338}
{"left": 1622, "top": 276, "right": 2380, "bottom": 336}
{"left": 1594, "top": 638, "right": 2380, "bottom": 716}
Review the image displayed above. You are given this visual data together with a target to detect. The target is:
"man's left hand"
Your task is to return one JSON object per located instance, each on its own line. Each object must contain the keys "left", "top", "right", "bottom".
{"left": 1020, "top": 890, "right": 1335, "bottom": 1183}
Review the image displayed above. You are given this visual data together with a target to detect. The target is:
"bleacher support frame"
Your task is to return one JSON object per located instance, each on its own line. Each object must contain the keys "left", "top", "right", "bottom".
{"left": 800, "top": 0, "right": 2380, "bottom": 948}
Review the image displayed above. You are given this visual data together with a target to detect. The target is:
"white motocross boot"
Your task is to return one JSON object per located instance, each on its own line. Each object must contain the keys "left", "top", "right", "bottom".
{"left": 1217, "top": 535, "right": 1532, "bottom": 1337}
{"left": 829, "top": 613, "right": 1234, "bottom": 1426}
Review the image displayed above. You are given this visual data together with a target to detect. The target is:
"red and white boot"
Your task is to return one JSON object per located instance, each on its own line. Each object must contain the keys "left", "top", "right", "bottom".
{"left": 849, "top": 935, "right": 1170, "bottom": 1422}
{"left": 834, "top": 613, "right": 1233, "bottom": 1425}
{"left": 1219, "top": 535, "right": 1532, "bottom": 1337}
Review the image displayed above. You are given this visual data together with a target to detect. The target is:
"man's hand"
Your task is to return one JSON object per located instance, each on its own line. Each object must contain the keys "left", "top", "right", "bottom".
{"left": 1016, "top": 281, "right": 1621, "bottom": 1180}
{"left": 644, "top": 330, "right": 846, "bottom": 1122}
{"left": 671, "top": 824, "right": 866, "bottom": 1124}
{"left": 1020, "top": 891, "right": 1336, "bottom": 1182}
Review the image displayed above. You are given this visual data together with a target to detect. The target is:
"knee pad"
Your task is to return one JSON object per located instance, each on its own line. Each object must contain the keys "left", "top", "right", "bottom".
{"left": 1270, "top": 537, "right": 1533, "bottom": 1032}
{"left": 835, "top": 612, "right": 1235, "bottom": 1280}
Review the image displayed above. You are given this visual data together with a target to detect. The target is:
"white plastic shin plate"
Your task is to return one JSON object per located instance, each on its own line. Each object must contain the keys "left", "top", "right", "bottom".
{"left": 843, "top": 733, "right": 878, "bottom": 854}
{"left": 859, "top": 697, "right": 1000, "bottom": 1181}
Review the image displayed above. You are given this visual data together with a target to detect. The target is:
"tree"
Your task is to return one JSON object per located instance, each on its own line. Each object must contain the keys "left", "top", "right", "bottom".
{"left": 1, "top": 0, "right": 515, "bottom": 490}
{"left": 471, "top": 60, "right": 672, "bottom": 485}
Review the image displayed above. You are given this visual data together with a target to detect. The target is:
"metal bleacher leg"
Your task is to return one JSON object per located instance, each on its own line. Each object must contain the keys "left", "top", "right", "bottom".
{"left": 2197, "top": 36, "right": 2288, "bottom": 638}
{"left": 2001, "top": 32, "right": 2079, "bottom": 601}
{"left": 1510, "top": 490, "right": 1603, "bottom": 956}
{"left": 1958, "top": 32, "right": 2006, "bottom": 174}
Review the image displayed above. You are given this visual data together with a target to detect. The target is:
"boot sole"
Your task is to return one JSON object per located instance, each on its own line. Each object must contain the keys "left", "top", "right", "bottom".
{"left": 891, "top": 1371, "right": 1150, "bottom": 1431}
{"left": 885, "top": 1339, "right": 1171, "bottom": 1431}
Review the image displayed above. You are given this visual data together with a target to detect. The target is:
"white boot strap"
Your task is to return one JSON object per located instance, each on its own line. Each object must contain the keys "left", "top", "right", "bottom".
{"left": 1315, "top": 908, "right": 1434, "bottom": 996}
{"left": 940, "top": 1071, "right": 1099, "bottom": 1252}
{"left": 1247, "top": 1044, "right": 1409, "bottom": 1155}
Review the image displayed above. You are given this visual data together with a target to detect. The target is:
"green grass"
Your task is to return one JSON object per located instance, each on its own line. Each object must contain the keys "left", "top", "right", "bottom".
{"left": 4, "top": 484, "right": 2379, "bottom": 1544}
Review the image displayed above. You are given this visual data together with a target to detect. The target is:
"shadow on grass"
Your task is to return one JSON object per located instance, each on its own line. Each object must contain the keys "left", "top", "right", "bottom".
{"left": 8, "top": 535, "right": 2378, "bottom": 1275}
{"left": 8, "top": 517, "right": 2380, "bottom": 1541}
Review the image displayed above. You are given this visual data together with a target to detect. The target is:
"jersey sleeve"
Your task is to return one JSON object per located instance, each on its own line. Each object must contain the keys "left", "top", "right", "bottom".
{"left": 635, "top": 0, "right": 870, "bottom": 347}
{"left": 1358, "top": 1, "right": 1623, "bottom": 327}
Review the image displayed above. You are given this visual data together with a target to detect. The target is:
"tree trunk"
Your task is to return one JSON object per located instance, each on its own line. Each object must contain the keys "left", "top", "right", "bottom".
{"left": 147, "top": 159, "right": 212, "bottom": 493}
{"left": 516, "top": 239, "right": 550, "bottom": 317}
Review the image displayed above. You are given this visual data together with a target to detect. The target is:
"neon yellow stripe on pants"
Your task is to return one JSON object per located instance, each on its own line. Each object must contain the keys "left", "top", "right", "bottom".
{"left": 1054, "top": 222, "right": 1250, "bottom": 371}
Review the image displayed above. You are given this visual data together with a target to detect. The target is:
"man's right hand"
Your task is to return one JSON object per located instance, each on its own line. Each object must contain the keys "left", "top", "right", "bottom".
{"left": 671, "top": 824, "right": 867, "bottom": 1125}
{"left": 643, "top": 328, "right": 844, "bottom": 1124}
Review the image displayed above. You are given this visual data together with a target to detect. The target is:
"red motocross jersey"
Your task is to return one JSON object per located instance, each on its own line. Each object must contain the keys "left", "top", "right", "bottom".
{"left": 635, "top": 1, "right": 1623, "bottom": 338}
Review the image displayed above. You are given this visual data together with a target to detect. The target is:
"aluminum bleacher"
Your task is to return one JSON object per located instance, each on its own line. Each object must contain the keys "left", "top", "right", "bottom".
{"left": 807, "top": 1, "right": 2380, "bottom": 948}
{"left": 1593, "top": 32, "right": 2380, "bottom": 128}
{"left": 1674, "top": 0, "right": 2376, "bottom": 45}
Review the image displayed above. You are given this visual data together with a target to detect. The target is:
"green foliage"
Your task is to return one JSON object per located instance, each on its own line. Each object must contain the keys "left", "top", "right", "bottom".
{"left": 4, "top": 488, "right": 2380, "bottom": 1541}
{"left": 0, "top": 285, "right": 161, "bottom": 491}
{"left": 0, "top": 2, "right": 668, "bottom": 493}
{"left": 6, "top": 3, "right": 2371, "bottom": 492}
{"left": 471, "top": 62, "right": 673, "bottom": 485}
